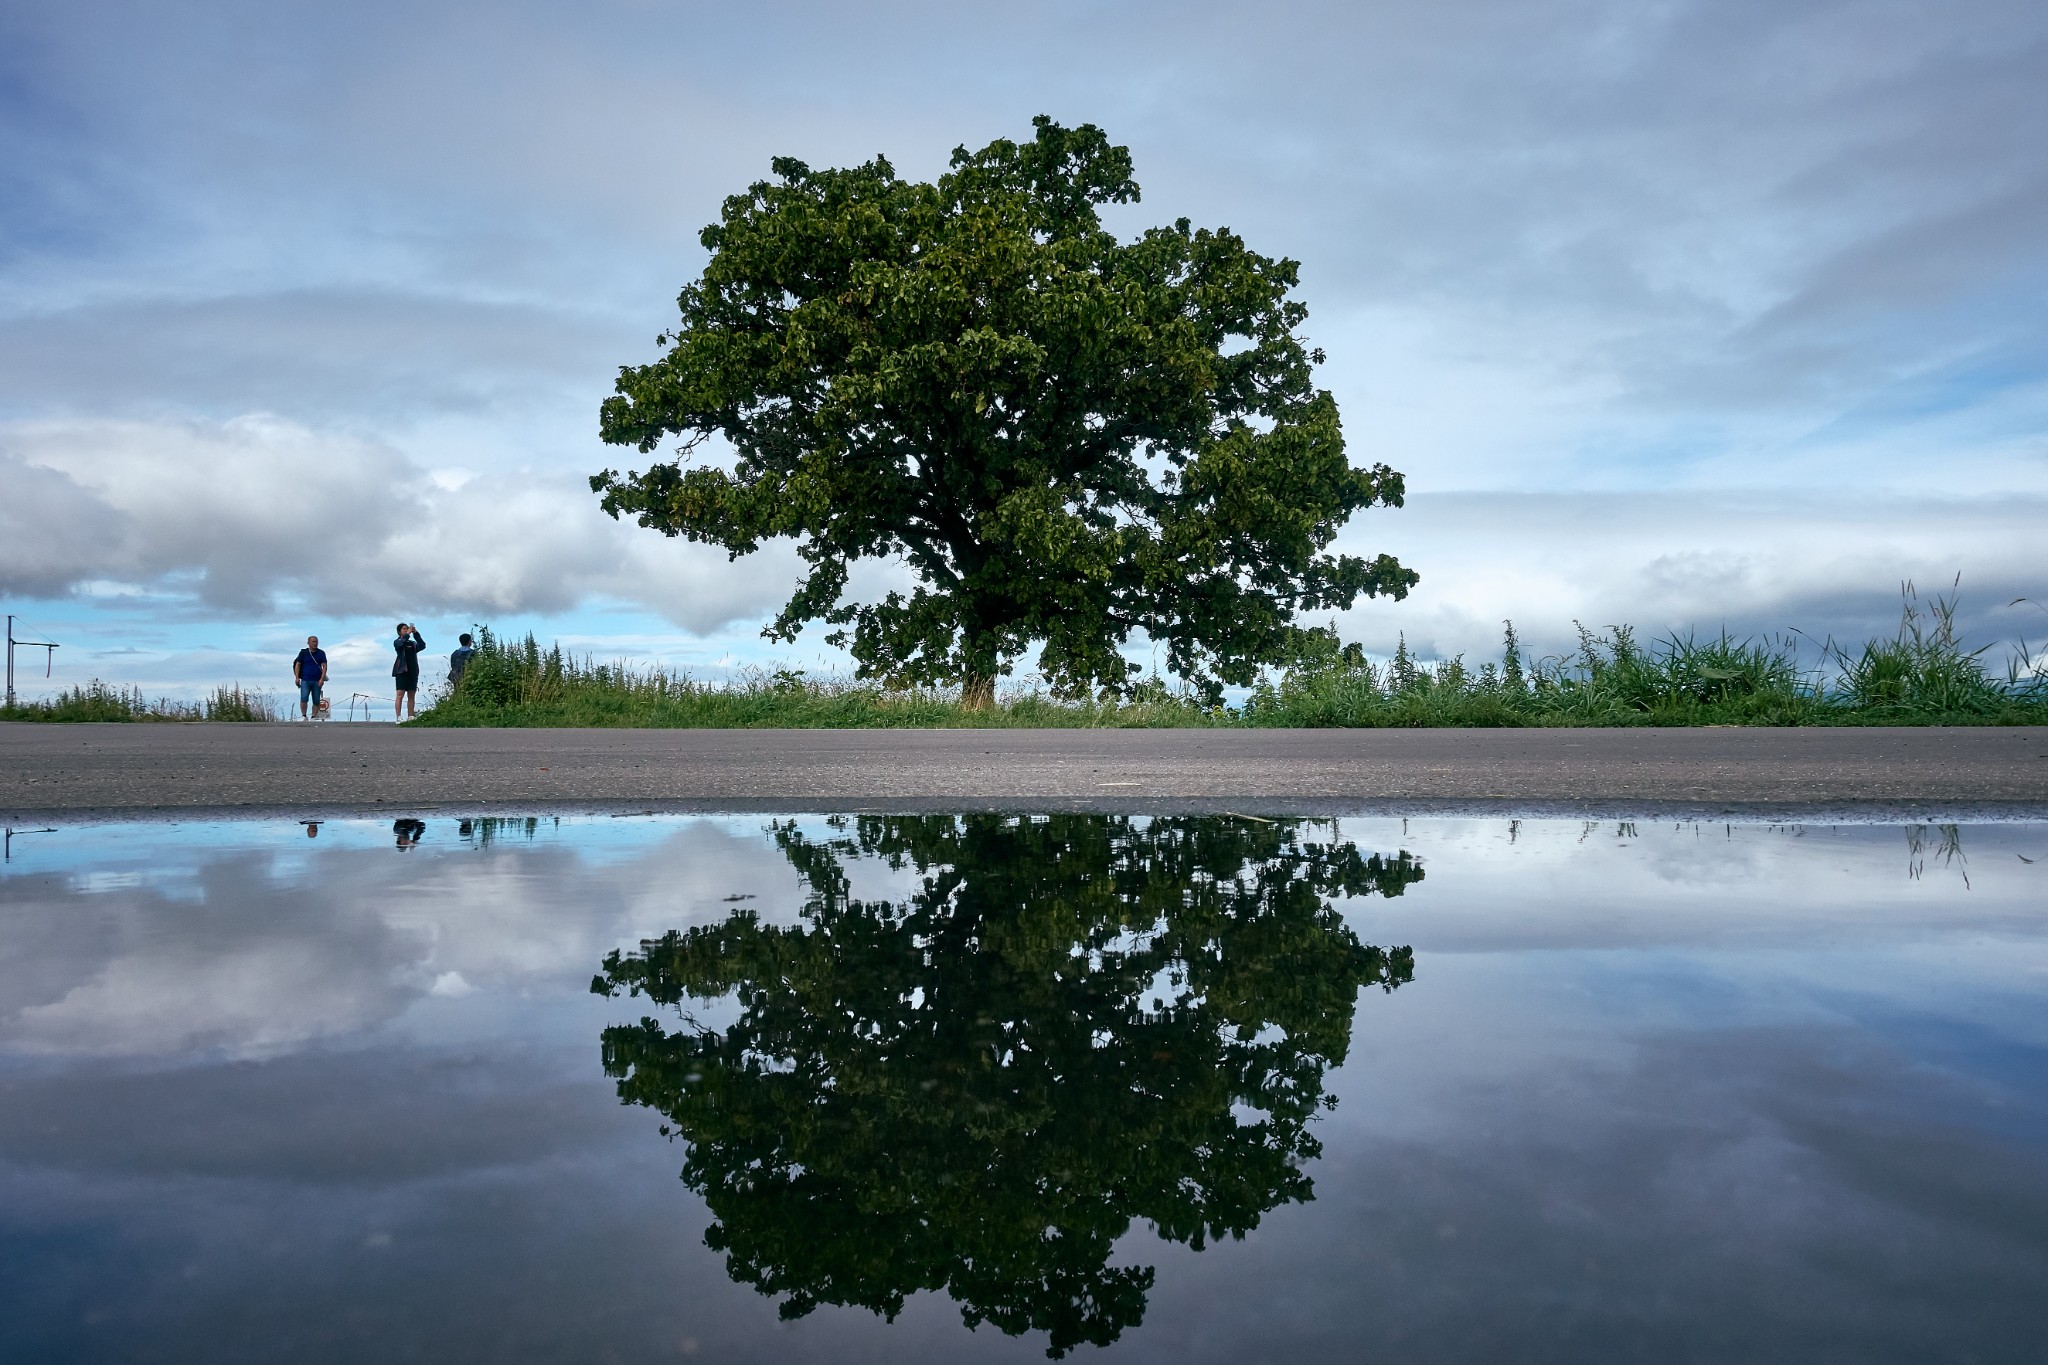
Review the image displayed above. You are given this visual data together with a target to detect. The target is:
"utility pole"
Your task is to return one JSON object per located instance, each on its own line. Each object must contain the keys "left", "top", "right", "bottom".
{"left": 5, "top": 615, "right": 59, "bottom": 708}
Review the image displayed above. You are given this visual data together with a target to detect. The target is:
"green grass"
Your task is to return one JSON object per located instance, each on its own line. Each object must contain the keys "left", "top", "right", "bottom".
{"left": 1, "top": 680, "right": 277, "bottom": 723}
{"left": 10, "top": 585, "right": 2041, "bottom": 729}
{"left": 418, "top": 632, "right": 1219, "bottom": 729}
{"left": 415, "top": 591, "right": 2048, "bottom": 730}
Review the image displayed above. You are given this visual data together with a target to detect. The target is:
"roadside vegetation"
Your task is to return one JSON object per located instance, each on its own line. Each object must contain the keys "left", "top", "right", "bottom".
{"left": 415, "top": 586, "right": 2047, "bottom": 729}
{"left": 0, "top": 681, "right": 275, "bottom": 723}
{"left": 417, "top": 631, "right": 1207, "bottom": 729}
{"left": 5, "top": 586, "right": 2038, "bottom": 730}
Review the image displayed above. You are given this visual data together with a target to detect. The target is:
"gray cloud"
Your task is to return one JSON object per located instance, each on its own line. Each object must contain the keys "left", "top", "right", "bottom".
{"left": 0, "top": 289, "right": 630, "bottom": 424}
{"left": 6, "top": 418, "right": 2039, "bottom": 665}
{"left": 2, "top": 0, "right": 2046, "bottom": 653}
{"left": 1140, "top": 1023, "right": 2048, "bottom": 1363}
{"left": 0, "top": 455, "right": 127, "bottom": 598}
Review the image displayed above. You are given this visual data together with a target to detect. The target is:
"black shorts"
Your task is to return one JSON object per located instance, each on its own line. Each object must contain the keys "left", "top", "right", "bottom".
{"left": 394, "top": 672, "right": 419, "bottom": 693}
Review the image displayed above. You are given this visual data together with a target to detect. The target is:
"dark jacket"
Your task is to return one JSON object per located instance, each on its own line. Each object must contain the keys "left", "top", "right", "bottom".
{"left": 391, "top": 632, "right": 428, "bottom": 680}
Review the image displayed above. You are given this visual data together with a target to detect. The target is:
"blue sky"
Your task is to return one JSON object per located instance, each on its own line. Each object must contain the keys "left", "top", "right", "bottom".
{"left": 2, "top": 0, "right": 2045, "bottom": 699}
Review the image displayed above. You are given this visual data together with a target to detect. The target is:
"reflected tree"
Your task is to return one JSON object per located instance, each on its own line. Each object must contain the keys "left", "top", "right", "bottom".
{"left": 592, "top": 814, "right": 1419, "bottom": 1356}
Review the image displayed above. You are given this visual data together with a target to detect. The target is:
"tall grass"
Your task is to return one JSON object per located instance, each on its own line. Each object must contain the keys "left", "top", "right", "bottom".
{"left": 417, "top": 588, "right": 2048, "bottom": 730}
{"left": 1828, "top": 581, "right": 2013, "bottom": 714}
{"left": 0, "top": 680, "right": 277, "bottom": 722}
{"left": 419, "top": 627, "right": 1218, "bottom": 728}
{"left": 1240, "top": 623, "right": 1825, "bottom": 727}
{"left": 1244, "top": 581, "right": 2045, "bottom": 728}
{"left": 13, "top": 586, "right": 2040, "bottom": 729}
{"left": 200, "top": 683, "right": 276, "bottom": 722}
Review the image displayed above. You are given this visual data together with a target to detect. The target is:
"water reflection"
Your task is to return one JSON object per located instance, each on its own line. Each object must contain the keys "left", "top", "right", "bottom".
{"left": 3, "top": 814, "right": 2041, "bottom": 1363}
{"left": 592, "top": 814, "right": 1420, "bottom": 1356}
{"left": 2, "top": 824, "right": 56, "bottom": 860}
{"left": 457, "top": 815, "right": 558, "bottom": 847}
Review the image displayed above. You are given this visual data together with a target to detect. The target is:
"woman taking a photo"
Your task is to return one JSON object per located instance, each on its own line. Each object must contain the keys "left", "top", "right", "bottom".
{"left": 392, "top": 622, "right": 427, "bottom": 720}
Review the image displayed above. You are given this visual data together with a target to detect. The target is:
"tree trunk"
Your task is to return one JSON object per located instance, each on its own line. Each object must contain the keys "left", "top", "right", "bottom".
{"left": 960, "top": 668, "right": 997, "bottom": 711}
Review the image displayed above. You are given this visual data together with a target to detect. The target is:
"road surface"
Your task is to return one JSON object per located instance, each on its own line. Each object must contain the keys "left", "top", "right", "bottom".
{"left": 4, "top": 723, "right": 2045, "bottom": 821}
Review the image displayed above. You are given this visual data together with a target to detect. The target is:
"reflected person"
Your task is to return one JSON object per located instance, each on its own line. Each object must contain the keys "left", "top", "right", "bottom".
{"left": 593, "top": 813, "right": 1420, "bottom": 1357}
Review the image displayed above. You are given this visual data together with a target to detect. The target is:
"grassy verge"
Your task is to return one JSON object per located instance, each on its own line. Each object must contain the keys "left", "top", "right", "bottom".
{"left": 415, "top": 592, "right": 2048, "bottom": 730}
{"left": 418, "top": 637, "right": 1217, "bottom": 728}
{"left": 1, "top": 681, "right": 276, "bottom": 722}
{"left": 10, "top": 586, "right": 2040, "bottom": 729}
{"left": 1238, "top": 604, "right": 2048, "bottom": 728}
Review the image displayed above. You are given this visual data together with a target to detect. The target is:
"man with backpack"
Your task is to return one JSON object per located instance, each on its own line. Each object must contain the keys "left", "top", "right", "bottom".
{"left": 292, "top": 635, "right": 328, "bottom": 720}
{"left": 448, "top": 633, "right": 477, "bottom": 691}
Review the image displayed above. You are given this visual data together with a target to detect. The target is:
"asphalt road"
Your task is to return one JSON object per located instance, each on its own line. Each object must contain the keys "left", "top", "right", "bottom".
{"left": 4, "top": 722, "right": 2047, "bottom": 821}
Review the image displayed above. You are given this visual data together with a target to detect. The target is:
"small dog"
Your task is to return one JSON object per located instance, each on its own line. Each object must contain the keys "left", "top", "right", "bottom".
{"left": 313, "top": 698, "right": 332, "bottom": 721}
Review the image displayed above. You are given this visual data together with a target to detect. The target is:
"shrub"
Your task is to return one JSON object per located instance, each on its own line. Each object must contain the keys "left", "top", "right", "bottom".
{"left": 1, "top": 679, "right": 275, "bottom": 722}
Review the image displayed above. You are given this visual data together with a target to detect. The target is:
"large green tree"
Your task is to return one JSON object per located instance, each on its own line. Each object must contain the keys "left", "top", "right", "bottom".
{"left": 592, "top": 813, "right": 1420, "bottom": 1356}
{"left": 593, "top": 117, "right": 1416, "bottom": 705}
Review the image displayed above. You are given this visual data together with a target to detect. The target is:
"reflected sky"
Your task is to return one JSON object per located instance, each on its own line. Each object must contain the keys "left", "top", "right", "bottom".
{"left": 1, "top": 815, "right": 2044, "bottom": 1363}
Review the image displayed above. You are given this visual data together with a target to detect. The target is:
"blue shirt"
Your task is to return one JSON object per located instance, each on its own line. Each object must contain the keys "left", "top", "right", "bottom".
{"left": 294, "top": 648, "right": 326, "bottom": 681}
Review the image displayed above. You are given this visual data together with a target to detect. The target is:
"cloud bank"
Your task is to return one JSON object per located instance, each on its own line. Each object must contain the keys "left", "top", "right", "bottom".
{"left": 0, "top": 416, "right": 800, "bottom": 632}
{"left": 1, "top": 0, "right": 2044, "bottom": 676}
{"left": 1333, "top": 490, "right": 2048, "bottom": 662}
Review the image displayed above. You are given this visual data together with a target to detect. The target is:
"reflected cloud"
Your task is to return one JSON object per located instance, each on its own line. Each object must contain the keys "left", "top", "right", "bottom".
{"left": 0, "top": 817, "right": 807, "bottom": 1059}
{"left": 4, "top": 852, "right": 429, "bottom": 1058}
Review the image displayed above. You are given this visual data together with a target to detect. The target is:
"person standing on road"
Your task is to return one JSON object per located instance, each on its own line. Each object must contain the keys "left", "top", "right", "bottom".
{"left": 293, "top": 635, "right": 328, "bottom": 721}
{"left": 448, "top": 633, "right": 476, "bottom": 691}
{"left": 392, "top": 623, "right": 427, "bottom": 720}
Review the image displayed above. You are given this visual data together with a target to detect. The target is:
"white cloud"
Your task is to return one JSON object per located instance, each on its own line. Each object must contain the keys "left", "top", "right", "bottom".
{"left": 0, "top": 819, "right": 814, "bottom": 1060}
{"left": 427, "top": 971, "right": 475, "bottom": 998}
{"left": 1331, "top": 490, "right": 2048, "bottom": 663}
{"left": 5, "top": 417, "right": 2041, "bottom": 677}
{"left": 0, "top": 414, "right": 802, "bottom": 633}
{"left": 0, "top": 415, "right": 416, "bottom": 613}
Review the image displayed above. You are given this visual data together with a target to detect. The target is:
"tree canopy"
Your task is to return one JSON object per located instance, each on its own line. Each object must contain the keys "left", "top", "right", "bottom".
{"left": 593, "top": 117, "right": 1416, "bottom": 705}
{"left": 592, "top": 813, "right": 1420, "bottom": 1356}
